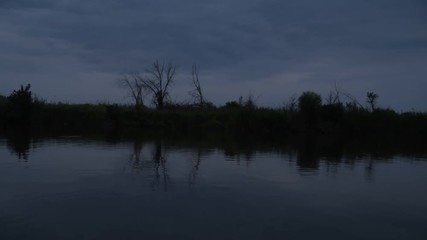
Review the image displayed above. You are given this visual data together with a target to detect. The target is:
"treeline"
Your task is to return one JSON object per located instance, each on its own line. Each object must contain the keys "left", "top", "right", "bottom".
{"left": 1, "top": 84, "right": 427, "bottom": 144}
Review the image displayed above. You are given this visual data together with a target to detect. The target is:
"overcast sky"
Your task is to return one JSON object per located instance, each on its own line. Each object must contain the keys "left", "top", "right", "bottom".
{"left": 1, "top": 0, "right": 426, "bottom": 110}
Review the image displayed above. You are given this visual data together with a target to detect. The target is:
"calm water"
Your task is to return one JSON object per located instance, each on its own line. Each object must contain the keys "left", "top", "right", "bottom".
{"left": 1, "top": 136, "right": 426, "bottom": 240}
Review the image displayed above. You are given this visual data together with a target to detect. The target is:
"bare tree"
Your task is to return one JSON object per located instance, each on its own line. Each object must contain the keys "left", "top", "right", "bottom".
{"left": 366, "top": 91, "right": 378, "bottom": 111}
{"left": 284, "top": 94, "right": 298, "bottom": 112}
{"left": 142, "top": 60, "right": 177, "bottom": 110}
{"left": 326, "top": 83, "right": 342, "bottom": 105}
{"left": 341, "top": 92, "right": 365, "bottom": 110}
{"left": 189, "top": 64, "right": 205, "bottom": 106}
{"left": 119, "top": 74, "right": 144, "bottom": 109}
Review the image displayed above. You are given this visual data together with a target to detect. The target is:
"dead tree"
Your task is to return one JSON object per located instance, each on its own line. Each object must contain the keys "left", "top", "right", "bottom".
{"left": 366, "top": 92, "right": 378, "bottom": 111}
{"left": 341, "top": 92, "right": 365, "bottom": 110}
{"left": 326, "top": 83, "right": 342, "bottom": 105}
{"left": 119, "top": 74, "right": 144, "bottom": 109}
{"left": 142, "top": 60, "right": 177, "bottom": 110}
{"left": 284, "top": 94, "right": 297, "bottom": 112}
{"left": 189, "top": 64, "right": 205, "bottom": 106}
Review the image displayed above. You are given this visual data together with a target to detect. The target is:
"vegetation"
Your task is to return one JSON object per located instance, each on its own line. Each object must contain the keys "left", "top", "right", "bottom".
{"left": 298, "top": 91, "right": 322, "bottom": 129}
{"left": 366, "top": 91, "right": 379, "bottom": 111}
{"left": 1, "top": 66, "right": 427, "bottom": 145}
{"left": 2, "top": 84, "right": 34, "bottom": 124}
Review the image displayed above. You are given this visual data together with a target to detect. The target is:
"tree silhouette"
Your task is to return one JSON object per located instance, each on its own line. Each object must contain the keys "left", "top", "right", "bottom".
{"left": 6, "top": 84, "right": 33, "bottom": 124}
{"left": 189, "top": 64, "right": 206, "bottom": 107}
{"left": 298, "top": 91, "right": 322, "bottom": 128}
{"left": 143, "top": 60, "right": 177, "bottom": 110}
{"left": 119, "top": 74, "right": 145, "bottom": 110}
{"left": 366, "top": 92, "right": 379, "bottom": 111}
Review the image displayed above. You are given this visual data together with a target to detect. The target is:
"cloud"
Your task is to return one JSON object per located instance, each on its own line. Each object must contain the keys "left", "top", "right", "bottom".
{"left": 0, "top": 0, "right": 426, "bottom": 110}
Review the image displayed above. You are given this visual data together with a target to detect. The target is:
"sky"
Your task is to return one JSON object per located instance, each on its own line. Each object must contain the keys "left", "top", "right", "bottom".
{"left": 1, "top": 0, "right": 426, "bottom": 111}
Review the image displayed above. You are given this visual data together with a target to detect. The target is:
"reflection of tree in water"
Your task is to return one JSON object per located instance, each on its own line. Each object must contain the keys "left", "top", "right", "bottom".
{"left": 126, "top": 140, "right": 171, "bottom": 191}
{"left": 322, "top": 142, "right": 344, "bottom": 175}
{"left": 151, "top": 142, "right": 171, "bottom": 192}
{"left": 188, "top": 146, "right": 214, "bottom": 186}
{"left": 6, "top": 129, "right": 31, "bottom": 161}
{"left": 363, "top": 151, "right": 392, "bottom": 181}
{"left": 224, "top": 145, "right": 253, "bottom": 166}
{"left": 128, "top": 140, "right": 144, "bottom": 173}
{"left": 294, "top": 137, "right": 387, "bottom": 179}
{"left": 364, "top": 157, "right": 375, "bottom": 181}
{"left": 127, "top": 140, "right": 219, "bottom": 189}
{"left": 123, "top": 137, "right": 407, "bottom": 187}
{"left": 188, "top": 147, "right": 202, "bottom": 186}
{"left": 296, "top": 138, "right": 320, "bottom": 174}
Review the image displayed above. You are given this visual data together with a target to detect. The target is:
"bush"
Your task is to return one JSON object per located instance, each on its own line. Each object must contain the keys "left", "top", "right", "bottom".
{"left": 298, "top": 91, "right": 322, "bottom": 128}
{"left": 5, "top": 84, "right": 33, "bottom": 124}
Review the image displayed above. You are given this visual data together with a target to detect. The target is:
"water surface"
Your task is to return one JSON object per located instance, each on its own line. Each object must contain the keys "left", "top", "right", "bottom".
{"left": 1, "top": 136, "right": 426, "bottom": 239}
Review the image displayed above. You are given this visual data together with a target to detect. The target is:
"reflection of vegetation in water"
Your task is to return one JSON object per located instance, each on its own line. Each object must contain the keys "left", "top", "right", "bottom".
{"left": 188, "top": 146, "right": 215, "bottom": 186}
{"left": 296, "top": 137, "right": 320, "bottom": 172}
{"left": 2, "top": 129, "right": 426, "bottom": 180}
{"left": 128, "top": 140, "right": 144, "bottom": 171}
{"left": 188, "top": 147, "right": 202, "bottom": 187}
{"left": 122, "top": 136, "right": 426, "bottom": 183}
{"left": 125, "top": 140, "right": 171, "bottom": 191}
{"left": 5, "top": 128, "right": 32, "bottom": 161}
{"left": 224, "top": 139, "right": 254, "bottom": 166}
{"left": 151, "top": 142, "right": 171, "bottom": 192}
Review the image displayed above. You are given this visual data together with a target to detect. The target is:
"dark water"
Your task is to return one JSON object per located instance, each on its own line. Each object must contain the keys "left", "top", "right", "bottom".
{"left": 1, "top": 136, "right": 427, "bottom": 240}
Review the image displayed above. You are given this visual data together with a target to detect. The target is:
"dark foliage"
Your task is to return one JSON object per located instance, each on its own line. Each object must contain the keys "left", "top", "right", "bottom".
{"left": 2, "top": 84, "right": 34, "bottom": 124}
{"left": 298, "top": 91, "right": 322, "bottom": 129}
{"left": 0, "top": 87, "right": 426, "bottom": 144}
